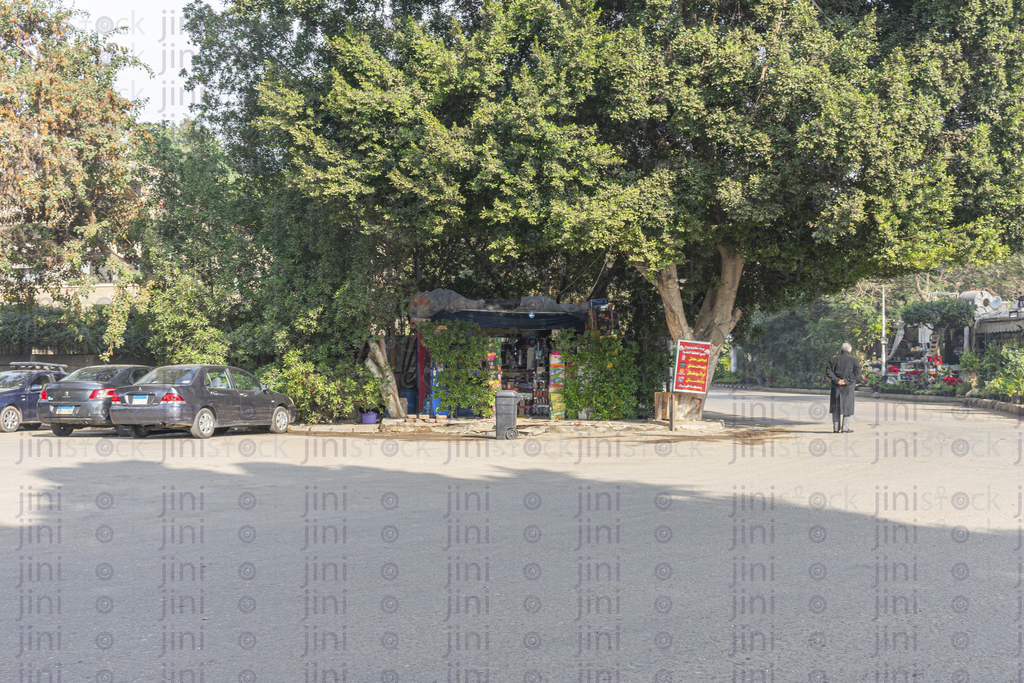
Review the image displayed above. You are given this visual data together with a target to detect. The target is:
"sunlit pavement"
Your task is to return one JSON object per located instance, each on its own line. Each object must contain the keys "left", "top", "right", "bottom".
{"left": 0, "top": 387, "right": 1019, "bottom": 682}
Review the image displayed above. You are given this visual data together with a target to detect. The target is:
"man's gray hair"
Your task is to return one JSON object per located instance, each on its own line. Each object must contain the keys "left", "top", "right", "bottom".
{"left": 841, "top": 343, "right": 853, "bottom": 352}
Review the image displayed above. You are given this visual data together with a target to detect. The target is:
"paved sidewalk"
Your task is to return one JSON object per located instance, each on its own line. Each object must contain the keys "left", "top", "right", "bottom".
{"left": 2, "top": 386, "right": 1019, "bottom": 682}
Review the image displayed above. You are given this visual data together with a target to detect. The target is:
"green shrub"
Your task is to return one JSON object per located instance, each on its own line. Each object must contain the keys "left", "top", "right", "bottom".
{"left": 0, "top": 305, "right": 152, "bottom": 358}
{"left": 260, "top": 349, "right": 386, "bottom": 423}
{"left": 979, "top": 343, "right": 1016, "bottom": 383}
{"left": 554, "top": 331, "right": 639, "bottom": 420}
{"left": 711, "top": 346, "right": 739, "bottom": 383}
{"left": 354, "top": 372, "right": 391, "bottom": 413}
{"left": 418, "top": 321, "right": 496, "bottom": 417}
{"left": 957, "top": 349, "right": 980, "bottom": 372}
{"left": 147, "top": 270, "right": 230, "bottom": 365}
{"left": 979, "top": 344, "right": 1024, "bottom": 399}
{"left": 635, "top": 348, "right": 672, "bottom": 417}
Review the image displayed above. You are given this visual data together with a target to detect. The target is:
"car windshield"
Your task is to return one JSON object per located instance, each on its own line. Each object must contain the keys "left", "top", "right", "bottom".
{"left": 138, "top": 367, "right": 198, "bottom": 386}
{"left": 64, "top": 367, "right": 122, "bottom": 383}
{"left": 0, "top": 371, "right": 33, "bottom": 389}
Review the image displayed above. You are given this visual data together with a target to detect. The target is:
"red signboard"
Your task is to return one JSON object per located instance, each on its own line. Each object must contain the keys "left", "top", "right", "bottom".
{"left": 672, "top": 340, "right": 712, "bottom": 394}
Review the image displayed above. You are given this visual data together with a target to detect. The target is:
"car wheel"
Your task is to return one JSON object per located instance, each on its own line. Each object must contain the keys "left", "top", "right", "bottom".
{"left": 23, "top": 423, "right": 41, "bottom": 430}
{"left": 191, "top": 408, "right": 216, "bottom": 439}
{"left": 114, "top": 425, "right": 131, "bottom": 438}
{"left": 213, "top": 427, "right": 230, "bottom": 436}
{"left": 129, "top": 425, "right": 151, "bottom": 439}
{"left": 1, "top": 406, "right": 22, "bottom": 432}
{"left": 51, "top": 424, "right": 74, "bottom": 437}
{"left": 270, "top": 406, "right": 290, "bottom": 434}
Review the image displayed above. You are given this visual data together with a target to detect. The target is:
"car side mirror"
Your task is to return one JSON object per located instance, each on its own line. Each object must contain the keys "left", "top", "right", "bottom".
{"left": 260, "top": 383, "right": 269, "bottom": 392}
{"left": 29, "top": 384, "right": 43, "bottom": 393}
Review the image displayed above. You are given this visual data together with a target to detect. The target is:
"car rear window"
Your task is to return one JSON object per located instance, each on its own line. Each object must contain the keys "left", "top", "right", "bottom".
{"left": 0, "top": 371, "right": 33, "bottom": 389}
{"left": 64, "top": 367, "right": 122, "bottom": 383}
{"left": 138, "top": 367, "right": 198, "bottom": 385}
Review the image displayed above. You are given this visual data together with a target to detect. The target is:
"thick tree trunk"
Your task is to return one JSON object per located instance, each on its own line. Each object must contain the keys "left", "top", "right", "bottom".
{"left": 635, "top": 245, "right": 745, "bottom": 422}
{"left": 365, "top": 339, "right": 406, "bottom": 418}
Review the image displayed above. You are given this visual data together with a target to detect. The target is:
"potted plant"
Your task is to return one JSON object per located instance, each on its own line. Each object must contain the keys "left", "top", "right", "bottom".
{"left": 864, "top": 372, "right": 881, "bottom": 394}
{"left": 354, "top": 370, "right": 390, "bottom": 424}
{"left": 957, "top": 349, "right": 980, "bottom": 389}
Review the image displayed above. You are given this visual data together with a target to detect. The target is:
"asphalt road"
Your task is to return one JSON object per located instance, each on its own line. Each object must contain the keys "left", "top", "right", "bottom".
{"left": 1, "top": 387, "right": 1020, "bottom": 682}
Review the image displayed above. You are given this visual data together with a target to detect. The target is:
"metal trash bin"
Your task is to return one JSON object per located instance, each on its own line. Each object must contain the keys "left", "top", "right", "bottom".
{"left": 495, "top": 390, "right": 520, "bottom": 440}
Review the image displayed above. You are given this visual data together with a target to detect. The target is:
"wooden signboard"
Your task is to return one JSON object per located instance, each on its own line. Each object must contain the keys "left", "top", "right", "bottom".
{"left": 672, "top": 340, "right": 712, "bottom": 394}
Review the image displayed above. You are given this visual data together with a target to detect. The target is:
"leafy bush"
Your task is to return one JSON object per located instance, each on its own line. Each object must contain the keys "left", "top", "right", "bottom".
{"left": 957, "top": 349, "right": 980, "bottom": 371}
{"left": 554, "top": 331, "right": 639, "bottom": 420}
{"left": 979, "top": 343, "right": 1015, "bottom": 382}
{"left": 0, "top": 305, "right": 152, "bottom": 358}
{"left": 147, "top": 269, "right": 230, "bottom": 365}
{"left": 260, "top": 350, "right": 353, "bottom": 423}
{"left": 260, "top": 349, "right": 388, "bottom": 423}
{"left": 353, "top": 371, "right": 391, "bottom": 413}
{"left": 418, "top": 321, "right": 496, "bottom": 417}
{"left": 634, "top": 347, "right": 672, "bottom": 417}
{"left": 978, "top": 344, "right": 1024, "bottom": 399}
{"left": 713, "top": 369, "right": 740, "bottom": 383}
{"left": 711, "top": 346, "right": 739, "bottom": 383}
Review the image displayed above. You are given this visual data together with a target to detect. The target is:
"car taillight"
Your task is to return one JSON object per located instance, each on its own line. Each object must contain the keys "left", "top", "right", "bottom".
{"left": 40, "top": 388, "right": 48, "bottom": 400}
{"left": 89, "top": 388, "right": 118, "bottom": 400}
{"left": 161, "top": 392, "right": 185, "bottom": 403}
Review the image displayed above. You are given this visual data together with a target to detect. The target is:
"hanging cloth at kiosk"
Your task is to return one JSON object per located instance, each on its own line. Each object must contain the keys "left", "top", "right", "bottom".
{"left": 885, "top": 326, "right": 905, "bottom": 361}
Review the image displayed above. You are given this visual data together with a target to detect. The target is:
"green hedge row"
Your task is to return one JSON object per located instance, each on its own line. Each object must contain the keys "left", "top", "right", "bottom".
{"left": 0, "top": 306, "right": 152, "bottom": 358}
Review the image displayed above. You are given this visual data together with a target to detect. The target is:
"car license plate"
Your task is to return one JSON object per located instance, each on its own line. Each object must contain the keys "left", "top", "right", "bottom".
{"left": 131, "top": 395, "right": 148, "bottom": 405}
{"left": 56, "top": 406, "right": 74, "bottom": 415}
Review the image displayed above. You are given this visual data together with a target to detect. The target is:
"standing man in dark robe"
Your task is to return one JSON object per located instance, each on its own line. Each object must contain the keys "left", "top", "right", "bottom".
{"left": 826, "top": 343, "right": 860, "bottom": 433}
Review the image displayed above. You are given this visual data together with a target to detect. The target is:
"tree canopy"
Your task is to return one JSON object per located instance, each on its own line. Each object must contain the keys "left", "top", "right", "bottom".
{"left": 0, "top": 0, "right": 148, "bottom": 309}
{"left": 8, "top": 0, "right": 1024, "bottom": 420}
{"left": 901, "top": 297, "right": 975, "bottom": 335}
{"left": 243, "top": 0, "right": 1024, "bottom": 416}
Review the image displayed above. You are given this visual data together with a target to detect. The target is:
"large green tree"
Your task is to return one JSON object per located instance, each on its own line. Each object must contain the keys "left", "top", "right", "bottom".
{"left": 0, "top": 0, "right": 148, "bottom": 326}
{"left": 184, "top": 0, "right": 611, "bottom": 303}
{"left": 256, "top": 0, "right": 1019, "bottom": 418}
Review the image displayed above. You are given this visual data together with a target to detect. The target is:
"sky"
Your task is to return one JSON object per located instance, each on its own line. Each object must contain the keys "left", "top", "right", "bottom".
{"left": 69, "top": 0, "right": 221, "bottom": 122}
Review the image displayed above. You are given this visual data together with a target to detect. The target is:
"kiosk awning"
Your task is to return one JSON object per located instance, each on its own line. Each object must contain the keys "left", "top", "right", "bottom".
{"left": 431, "top": 310, "right": 586, "bottom": 331}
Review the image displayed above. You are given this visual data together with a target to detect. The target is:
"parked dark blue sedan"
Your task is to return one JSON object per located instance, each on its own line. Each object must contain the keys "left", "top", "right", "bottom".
{"left": 0, "top": 362, "right": 69, "bottom": 432}
{"left": 39, "top": 364, "right": 153, "bottom": 437}
{"left": 110, "top": 364, "right": 296, "bottom": 438}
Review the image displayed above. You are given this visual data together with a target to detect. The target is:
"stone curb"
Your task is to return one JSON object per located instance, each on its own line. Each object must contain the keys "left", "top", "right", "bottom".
{"left": 863, "top": 393, "right": 963, "bottom": 405}
{"left": 288, "top": 423, "right": 379, "bottom": 434}
{"left": 965, "top": 397, "right": 1024, "bottom": 418}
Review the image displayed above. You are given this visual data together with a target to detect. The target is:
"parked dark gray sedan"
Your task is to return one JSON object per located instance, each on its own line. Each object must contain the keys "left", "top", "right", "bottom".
{"left": 39, "top": 364, "right": 153, "bottom": 437}
{"left": 110, "top": 365, "right": 296, "bottom": 439}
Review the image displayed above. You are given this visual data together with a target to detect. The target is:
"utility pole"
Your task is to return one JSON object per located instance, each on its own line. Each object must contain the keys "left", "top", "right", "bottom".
{"left": 881, "top": 286, "right": 887, "bottom": 378}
